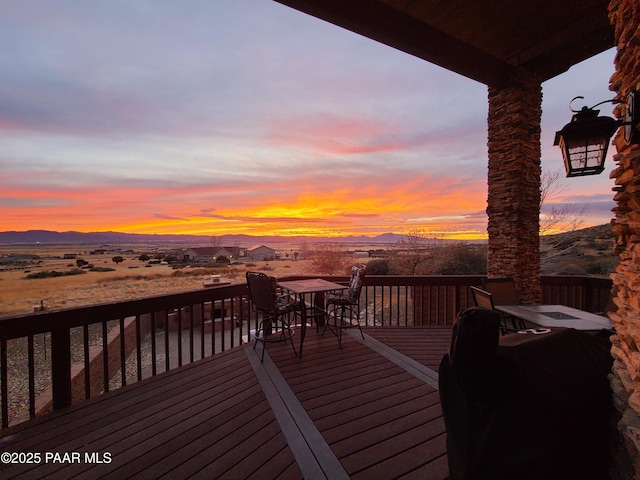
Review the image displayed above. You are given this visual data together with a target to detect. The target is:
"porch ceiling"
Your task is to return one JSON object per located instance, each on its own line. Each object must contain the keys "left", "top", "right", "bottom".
{"left": 274, "top": 0, "right": 614, "bottom": 88}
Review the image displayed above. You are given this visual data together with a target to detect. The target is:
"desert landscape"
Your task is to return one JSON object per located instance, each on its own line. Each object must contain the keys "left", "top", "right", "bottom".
{"left": 0, "top": 224, "right": 616, "bottom": 317}
{"left": 0, "top": 244, "right": 315, "bottom": 316}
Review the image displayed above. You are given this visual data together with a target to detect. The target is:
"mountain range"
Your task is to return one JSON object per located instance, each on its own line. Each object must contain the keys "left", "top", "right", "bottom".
{"left": 0, "top": 230, "right": 407, "bottom": 246}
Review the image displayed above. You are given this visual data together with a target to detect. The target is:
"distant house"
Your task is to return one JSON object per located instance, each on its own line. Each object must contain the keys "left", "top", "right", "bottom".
{"left": 246, "top": 245, "right": 277, "bottom": 262}
{"left": 183, "top": 247, "right": 240, "bottom": 263}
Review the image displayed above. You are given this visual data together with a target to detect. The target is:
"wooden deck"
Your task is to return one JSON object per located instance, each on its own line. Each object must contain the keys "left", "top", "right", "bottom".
{"left": 0, "top": 326, "right": 452, "bottom": 479}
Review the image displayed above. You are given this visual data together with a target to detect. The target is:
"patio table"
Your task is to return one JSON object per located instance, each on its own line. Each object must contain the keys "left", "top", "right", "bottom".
{"left": 277, "top": 278, "right": 346, "bottom": 358}
{"left": 494, "top": 304, "right": 613, "bottom": 331}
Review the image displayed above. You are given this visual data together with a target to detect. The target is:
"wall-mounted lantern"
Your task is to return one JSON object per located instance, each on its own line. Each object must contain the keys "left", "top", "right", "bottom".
{"left": 553, "top": 91, "right": 639, "bottom": 177}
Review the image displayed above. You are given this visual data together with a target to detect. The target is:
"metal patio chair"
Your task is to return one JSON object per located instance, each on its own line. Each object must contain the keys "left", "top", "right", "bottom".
{"left": 470, "top": 286, "right": 518, "bottom": 335}
{"left": 246, "top": 271, "right": 305, "bottom": 362}
{"left": 323, "top": 264, "right": 366, "bottom": 347}
{"left": 481, "top": 278, "right": 526, "bottom": 329}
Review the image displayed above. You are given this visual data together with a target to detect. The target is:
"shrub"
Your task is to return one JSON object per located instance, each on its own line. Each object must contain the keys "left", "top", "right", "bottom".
{"left": 26, "top": 268, "right": 87, "bottom": 279}
{"left": 434, "top": 243, "right": 487, "bottom": 275}
{"left": 366, "top": 259, "right": 390, "bottom": 275}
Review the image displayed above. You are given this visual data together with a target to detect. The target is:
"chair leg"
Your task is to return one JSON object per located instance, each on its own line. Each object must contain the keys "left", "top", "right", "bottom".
{"left": 285, "top": 316, "right": 297, "bottom": 357}
{"left": 338, "top": 305, "right": 345, "bottom": 347}
{"left": 344, "top": 305, "right": 364, "bottom": 340}
{"left": 255, "top": 318, "right": 271, "bottom": 363}
{"left": 325, "top": 304, "right": 363, "bottom": 347}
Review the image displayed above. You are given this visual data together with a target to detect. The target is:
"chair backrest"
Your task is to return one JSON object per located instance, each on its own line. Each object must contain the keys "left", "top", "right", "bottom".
{"left": 347, "top": 264, "right": 366, "bottom": 302}
{"left": 482, "top": 277, "right": 519, "bottom": 305}
{"left": 246, "top": 271, "right": 277, "bottom": 314}
{"left": 470, "top": 286, "right": 495, "bottom": 310}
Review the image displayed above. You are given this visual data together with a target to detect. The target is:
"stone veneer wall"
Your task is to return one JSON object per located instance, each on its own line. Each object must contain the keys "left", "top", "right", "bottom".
{"left": 486, "top": 69, "right": 542, "bottom": 304}
{"left": 608, "top": 0, "right": 640, "bottom": 475}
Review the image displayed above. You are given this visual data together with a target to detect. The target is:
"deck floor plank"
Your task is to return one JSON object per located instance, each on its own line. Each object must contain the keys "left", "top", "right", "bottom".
{"left": 0, "top": 326, "right": 453, "bottom": 479}
{"left": 363, "top": 326, "right": 452, "bottom": 370}
{"left": 269, "top": 327, "right": 451, "bottom": 478}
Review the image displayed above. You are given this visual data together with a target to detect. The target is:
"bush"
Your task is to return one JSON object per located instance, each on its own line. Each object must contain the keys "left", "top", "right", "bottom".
{"left": 26, "top": 268, "right": 87, "bottom": 279}
{"left": 366, "top": 259, "right": 390, "bottom": 275}
{"left": 434, "top": 243, "right": 487, "bottom": 275}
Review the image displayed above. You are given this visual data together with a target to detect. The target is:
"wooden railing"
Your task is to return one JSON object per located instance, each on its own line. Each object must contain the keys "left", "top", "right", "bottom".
{"left": 0, "top": 274, "right": 612, "bottom": 428}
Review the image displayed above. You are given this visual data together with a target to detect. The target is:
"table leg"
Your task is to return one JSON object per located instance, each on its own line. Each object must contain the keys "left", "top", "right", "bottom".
{"left": 299, "top": 308, "right": 307, "bottom": 359}
{"left": 313, "top": 292, "right": 327, "bottom": 329}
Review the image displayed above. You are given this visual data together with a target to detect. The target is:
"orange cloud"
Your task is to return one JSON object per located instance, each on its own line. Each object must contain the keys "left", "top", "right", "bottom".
{"left": 1, "top": 166, "right": 491, "bottom": 240}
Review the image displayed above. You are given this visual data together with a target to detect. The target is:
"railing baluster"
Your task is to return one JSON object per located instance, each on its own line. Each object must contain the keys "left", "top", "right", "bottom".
{"left": 101, "top": 322, "right": 109, "bottom": 394}
{"left": 84, "top": 325, "right": 90, "bottom": 399}
{"left": 200, "top": 302, "right": 206, "bottom": 359}
{"left": 395, "top": 286, "right": 400, "bottom": 326}
{"left": 119, "top": 317, "right": 126, "bottom": 387}
{"left": 164, "top": 310, "right": 170, "bottom": 372}
{"left": 1, "top": 338, "right": 7, "bottom": 428}
{"left": 151, "top": 313, "right": 157, "bottom": 377}
{"left": 28, "top": 335, "right": 35, "bottom": 419}
{"left": 211, "top": 300, "right": 217, "bottom": 355}
{"left": 189, "top": 305, "right": 194, "bottom": 363}
{"left": 135, "top": 315, "right": 142, "bottom": 382}
{"left": 177, "top": 308, "right": 183, "bottom": 368}
{"left": 52, "top": 327, "right": 72, "bottom": 409}
{"left": 220, "top": 300, "right": 226, "bottom": 352}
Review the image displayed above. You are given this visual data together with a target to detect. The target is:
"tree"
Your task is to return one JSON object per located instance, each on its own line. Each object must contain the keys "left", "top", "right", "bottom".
{"left": 309, "top": 244, "right": 349, "bottom": 275}
{"left": 76, "top": 258, "right": 89, "bottom": 268}
{"left": 112, "top": 256, "right": 124, "bottom": 264}
{"left": 391, "top": 229, "right": 444, "bottom": 275}
{"left": 539, "top": 169, "right": 587, "bottom": 264}
{"left": 138, "top": 253, "right": 150, "bottom": 262}
{"left": 540, "top": 169, "right": 585, "bottom": 235}
{"left": 298, "top": 241, "right": 310, "bottom": 260}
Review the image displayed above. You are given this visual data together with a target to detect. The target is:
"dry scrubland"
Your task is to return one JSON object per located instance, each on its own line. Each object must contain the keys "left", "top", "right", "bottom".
{"left": 0, "top": 245, "right": 315, "bottom": 316}
{"left": 0, "top": 224, "right": 617, "bottom": 316}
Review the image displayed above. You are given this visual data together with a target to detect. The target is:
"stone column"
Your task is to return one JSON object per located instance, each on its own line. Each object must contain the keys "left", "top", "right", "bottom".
{"left": 486, "top": 69, "right": 542, "bottom": 304}
{"left": 608, "top": 0, "right": 640, "bottom": 475}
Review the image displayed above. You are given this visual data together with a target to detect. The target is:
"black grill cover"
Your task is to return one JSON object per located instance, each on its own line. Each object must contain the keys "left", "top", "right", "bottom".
{"left": 439, "top": 307, "right": 613, "bottom": 480}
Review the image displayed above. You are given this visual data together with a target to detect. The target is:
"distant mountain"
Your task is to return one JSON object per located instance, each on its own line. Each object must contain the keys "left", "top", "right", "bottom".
{"left": 0, "top": 230, "right": 408, "bottom": 246}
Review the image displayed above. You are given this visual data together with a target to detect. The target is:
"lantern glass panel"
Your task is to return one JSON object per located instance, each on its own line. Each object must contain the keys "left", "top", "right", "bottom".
{"left": 559, "top": 135, "right": 608, "bottom": 177}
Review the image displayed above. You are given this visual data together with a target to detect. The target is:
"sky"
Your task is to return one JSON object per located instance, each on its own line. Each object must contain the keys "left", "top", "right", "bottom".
{"left": 0, "top": 1, "right": 619, "bottom": 240}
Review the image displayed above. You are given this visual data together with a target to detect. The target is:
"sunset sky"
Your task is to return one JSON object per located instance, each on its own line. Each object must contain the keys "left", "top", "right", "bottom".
{"left": 0, "top": 1, "right": 619, "bottom": 240}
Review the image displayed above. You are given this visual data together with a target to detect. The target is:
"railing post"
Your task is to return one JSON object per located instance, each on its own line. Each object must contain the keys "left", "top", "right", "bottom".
{"left": 51, "top": 328, "right": 72, "bottom": 410}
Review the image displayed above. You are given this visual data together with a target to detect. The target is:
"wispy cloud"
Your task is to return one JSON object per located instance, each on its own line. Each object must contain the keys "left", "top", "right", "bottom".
{"left": 0, "top": 1, "right": 617, "bottom": 239}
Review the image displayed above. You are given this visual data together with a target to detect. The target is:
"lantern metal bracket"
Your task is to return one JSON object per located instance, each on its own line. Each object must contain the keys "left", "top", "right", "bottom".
{"left": 568, "top": 91, "right": 639, "bottom": 145}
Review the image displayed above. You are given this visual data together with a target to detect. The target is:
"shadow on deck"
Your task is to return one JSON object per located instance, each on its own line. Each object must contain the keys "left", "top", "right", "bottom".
{"left": 0, "top": 326, "right": 452, "bottom": 479}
